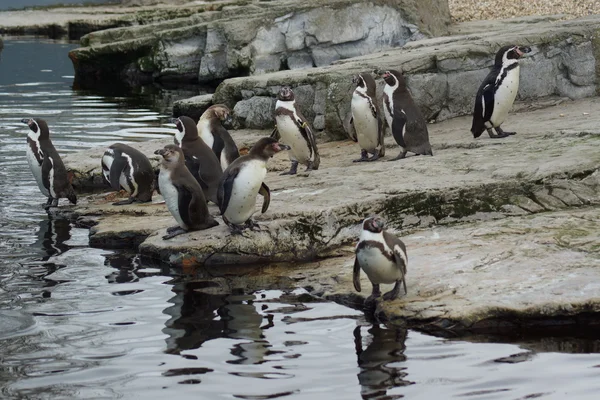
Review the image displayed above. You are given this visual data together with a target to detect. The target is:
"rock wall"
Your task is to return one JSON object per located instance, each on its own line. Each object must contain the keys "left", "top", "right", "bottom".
{"left": 69, "top": 0, "right": 451, "bottom": 88}
{"left": 212, "top": 16, "right": 600, "bottom": 140}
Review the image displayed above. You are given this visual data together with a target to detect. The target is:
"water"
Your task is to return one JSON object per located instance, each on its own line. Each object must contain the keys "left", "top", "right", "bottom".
{"left": 0, "top": 0, "right": 116, "bottom": 11}
{"left": 2, "top": 38, "right": 600, "bottom": 400}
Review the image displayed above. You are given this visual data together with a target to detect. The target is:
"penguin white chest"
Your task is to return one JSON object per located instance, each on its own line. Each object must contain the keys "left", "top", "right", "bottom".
{"left": 224, "top": 160, "right": 267, "bottom": 225}
{"left": 159, "top": 168, "right": 186, "bottom": 229}
{"left": 26, "top": 142, "right": 48, "bottom": 196}
{"left": 356, "top": 231, "right": 401, "bottom": 285}
{"left": 351, "top": 93, "right": 379, "bottom": 152}
{"left": 197, "top": 119, "right": 214, "bottom": 149}
{"left": 275, "top": 115, "right": 311, "bottom": 164}
{"left": 490, "top": 65, "right": 520, "bottom": 127}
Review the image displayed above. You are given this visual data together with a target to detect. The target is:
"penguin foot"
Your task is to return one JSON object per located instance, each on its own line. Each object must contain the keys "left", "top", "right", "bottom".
{"left": 486, "top": 128, "right": 509, "bottom": 139}
{"left": 367, "top": 153, "right": 381, "bottom": 162}
{"left": 162, "top": 227, "right": 188, "bottom": 240}
{"left": 364, "top": 283, "right": 381, "bottom": 307}
{"left": 44, "top": 198, "right": 59, "bottom": 209}
{"left": 495, "top": 127, "right": 516, "bottom": 136}
{"left": 112, "top": 197, "right": 136, "bottom": 206}
{"left": 245, "top": 219, "right": 262, "bottom": 231}
{"left": 280, "top": 161, "right": 299, "bottom": 175}
{"left": 388, "top": 151, "right": 407, "bottom": 161}
{"left": 353, "top": 150, "right": 370, "bottom": 162}
{"left": 382, "top": 281, "right": 402, "bottom": 301}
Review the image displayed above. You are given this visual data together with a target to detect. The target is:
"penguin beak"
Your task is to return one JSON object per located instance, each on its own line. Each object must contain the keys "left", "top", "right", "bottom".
{"left": 373, "top": 217, "right": 385, "bottom": 231}
{"left": 21, "top": 118, "right": 31, "bottom": 125}
{"left": 224, "top": 114, "right": 233, "bottom": 127}
{"left": 154, "top": 149, "right": 166, "bottom": 156}
{"left": 274, "top": 143, "right": 291, "bottom": 152}
{"left": 167, "top": 117, "right": 179, "bottom": 125}
{"left": 516, "top": 46, "right": 531, "bottom": 57}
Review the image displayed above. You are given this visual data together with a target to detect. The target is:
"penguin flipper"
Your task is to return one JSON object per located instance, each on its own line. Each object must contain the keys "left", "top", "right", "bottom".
{"left": 41, "top": 155, "right": 52, "bottom": 192}
{"left": 472, "top": 71, "right": 497, "bottom": 137}
{"left": 353, "top": 256, "right": 361, "bottom": 292}
{"left": 345, "top": 113, "right": 358, "bottom": 142}
{"left": 297, "top": 116, "right": 320, "bottom": 170}
{"left": 109, "top": 152, "right": 127, "bottom": 191}
{"left": 217, "top": 126, "right": 240, "bottom": 165}
{"left": 211, "top": 128, "right": 226, "bottom": 160}
{"left": 259, "top": 182, "right": 270, "bottom": 214}
{"left": 270, "top": 127, "right": 281, "bottom": 141}
{"left": 377, "top": 108, "right": 385, "bottom": 157}
{"left": 217, "top": 165, "right": 239, "bottom": 215}
{"left": 185, "top": 155, "right": 208, "bottom": 190}
{"left": 391, "top": 110, "right": 407, "bottom": 148}
{"left": 175, "top": 184, "right": 193, "bottom": 227}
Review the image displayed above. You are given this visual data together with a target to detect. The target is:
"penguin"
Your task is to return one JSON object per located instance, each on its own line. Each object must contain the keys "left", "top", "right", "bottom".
{"left": 101, "top": 143, "right": 154, "bottom": 206}
{"left": 353, "top": 216, "right": 407, "bottom": 303}
{"left": 154, "top": 144, "right": 218, "bottom": 240}
{"left": 381, "top": 70, "right": 433, "bottom": 160}
{"left": 350, "top": 72, "right": 384, "bottom": 162}
{"left": 217, "top": 137, "right": 290, "bottom": 234}
{"left": 273, "top": 87, "right": 320, "bottom": 175}
{"left": 171, "top": 115, "right": 223, "bottom": 204}
{"left": 196, "top": 104, "right": 240, "bottom": 170}
{"left": 471, "top": 45, "right": 532, "bottom": 139}
{"left": 22, "top": 118, "right": 77, "bottom": 209}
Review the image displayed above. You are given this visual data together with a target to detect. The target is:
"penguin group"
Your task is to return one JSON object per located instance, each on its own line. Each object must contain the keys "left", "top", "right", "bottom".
{"left": 21, "top": 44, "right": 531, "bottom": 304}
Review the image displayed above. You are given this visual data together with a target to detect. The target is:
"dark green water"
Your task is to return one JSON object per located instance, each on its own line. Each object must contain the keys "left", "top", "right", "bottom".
{"left": 1, "top": 38, "right": 600, "bottom": 400}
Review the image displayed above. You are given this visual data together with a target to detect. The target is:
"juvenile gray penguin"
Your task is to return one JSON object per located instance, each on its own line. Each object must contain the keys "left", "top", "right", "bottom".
{"left": 353, "top": 216, "right": 408, "bottom": 303}
{"left": 350, "top": 72, "right": 384, "bottom": 162}
{"left": 217, "top": 137, "right": 290, "bottom": 234}
{"left": 273, "top": 87, "right": 320, "bottom": 175}
{"left": 101, "top": 143, "right": 154, "bottom": 205}
{"left": 471, "top": 45, "right": 531, "bottom": 139}
{"left": 154, "top": 144, "right": 218, "bottom": 240}
{"left": 22, "top": 118, "right": 77, "bottom": 209}
{"left": 381, "top": 70, "right": 433, "bottom": 160}
{"left": 197, "top": 104, "right": 240, "bottom": 170}
{"left": 171, "top": 115, "right": 223, "bottom": 204}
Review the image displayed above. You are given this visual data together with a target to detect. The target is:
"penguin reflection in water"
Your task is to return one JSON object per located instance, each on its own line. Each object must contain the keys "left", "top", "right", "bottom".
{"left": 380, "top": 70, "right": 433, "bottom": 160}
{"left": 217, "top": 137, "right": 290, "bottom": 234}
{"left": 353, "top": 216, "right": 408, "bottom": 304}
{"left": 22, "top": 118, "right": 77, "bottom": 209}
{"left": 350, "top": 72, "right": 385, "bottom": 162}
{"left": 273, "top": 87, "right": 320, "bottom": 175}
{"left": 101, "top": 143, "right": 155, "bottom": 205}
{"left": 154, "top": 144, "right": 218, "bottom": 240}
{"left": 471, "top": 45, "right": 531, "bottom": 139}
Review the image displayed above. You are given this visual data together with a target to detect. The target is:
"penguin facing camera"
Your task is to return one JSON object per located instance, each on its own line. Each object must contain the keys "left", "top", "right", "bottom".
{"left": 471, "top": 45, "right": 531, "bottom": 139}
{"left": 22, "top": 117, "right": 77, "bottom": 209}
{"left": 353, "top": 216, "right": 408, "bottom": 304}
{"left": 380, "top": 69, "right": 433, "bottom": 161}
{"left": 273, "top": 87, "right": 320, "bottom": 175}
{"left": 101, "top": 143, "right": 154, "bottom": 205}
{"left": 197, "top": 104, "right": 240, "bottom": 170}
{"left": 154, "top": 144, "right": 218, "bottom": 240}
{"left": 350, "top": 72, "right": 385, "bottom": 162}
{"left": 217, "top": 137, "right": 290, "bottom": 234}
{"left": 171, "top": 115, "right": 223, "bottom": 204}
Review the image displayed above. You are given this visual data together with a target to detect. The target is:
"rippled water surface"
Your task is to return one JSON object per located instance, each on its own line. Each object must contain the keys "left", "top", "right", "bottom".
{"left": 2, "top": 39, "right": 600, "bottom": 400}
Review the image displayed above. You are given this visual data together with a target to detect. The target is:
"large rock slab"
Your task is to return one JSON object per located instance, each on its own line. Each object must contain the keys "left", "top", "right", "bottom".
{"left": 295, "top": 206, "right": 600, "bottom": 334}
{"left": 66, "top": 96, "right": 600, "bottom": 267}
{"left": 68, "top": 0, "right": 451, "bottom": 88}
{"left": 212, "top": 15, "right": 600, "bottom": 139}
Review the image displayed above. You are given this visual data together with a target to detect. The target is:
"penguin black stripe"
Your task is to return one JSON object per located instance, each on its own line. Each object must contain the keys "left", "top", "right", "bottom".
{"left": 356, "top": 240, "right": 395, "bottom": 262}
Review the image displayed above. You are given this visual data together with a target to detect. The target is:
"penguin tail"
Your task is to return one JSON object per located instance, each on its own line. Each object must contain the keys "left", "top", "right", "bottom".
{"left": 471, "top": 120, "right": 485, "bottom": 138}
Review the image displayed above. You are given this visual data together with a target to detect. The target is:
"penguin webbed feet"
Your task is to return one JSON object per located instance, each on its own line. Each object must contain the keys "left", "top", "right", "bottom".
{"left": 388, "top": 150, "right": 408, "bottom": 161}
{"left": 162, "top": 226, "right": 188, "bottom": 240}
{"left": 382, "top": 280, "right": 404, "bottom": 301}
{"left": 353, "top": 150, "right": 371, "bottom": 163}
{"left": 280, "top": 161, "right": 298, "bottom": 176}
{"left": 112, "top": 197, "right": 136, "bottom": 206}
{"left": 364, "top": 283, "right": 381, "bottom": 307}
{"left": 486, "top": 127, "right": 513, "bottom": 139}
{"left": 43, "top": 197, "right": 59, "bottom": 210}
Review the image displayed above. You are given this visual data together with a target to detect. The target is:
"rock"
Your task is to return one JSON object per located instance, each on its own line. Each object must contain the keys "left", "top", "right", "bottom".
{"left": 172, "top": 94, "right": 213, "bottom": 120}
{"left": 213, "top": 15, "right": 600, "bottom": 137}
{"left": 233, "top": 96, "right": 275, "bottom": 129}
{"left": 64, "top": 97, "right": 600, "bottom": 268}
{"left": 68, "top": 0, "right": 451, "bottom": 88}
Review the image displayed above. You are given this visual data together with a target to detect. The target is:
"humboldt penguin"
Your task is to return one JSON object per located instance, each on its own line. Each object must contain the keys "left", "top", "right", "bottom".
{"left": 273, "top": 87, "right": 320, "bottom": 175}
{"left": 381, "top": 70, "right": 433, "bottom": 160}
{"left": 154, "top": 144, "right": 218, "bottom": 240}
{"left": 197, "top": 104, "right": 240, "bottom": 170}
{"left": 101, "top": 143, "right": 154, "bottom": 205}
{"left": 171, "top": 115, "right": 222, "bottom": 204}
{"left": 22, "top": 118, "right": 77, "bottom": 209}
{"left": 217, "top": 137, "right": 290, "bottom": 234}
{"left": 350, "top": 72, "right": 384, "bottom": 162}
{"left": 353, "top": 216, "right": 407, "bottom": 303}
{"left": 471, "top": 45, "right": 532, "bottom": 139}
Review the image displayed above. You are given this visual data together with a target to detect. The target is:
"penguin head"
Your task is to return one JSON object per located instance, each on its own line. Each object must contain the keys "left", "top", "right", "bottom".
{"left": 380, "top": 70, "right": 406, "bottom": 91}
{"left": 201, "top": 104, "right": 232, "bottom": 126}
{"left": 496, "top": 45, "right": 531, "bottom": 67}
{"left": 21, "top": 117, "right": 49, "bottom": 141}
{"left": 250, "top": 137, "right": 291, "bottom": 159}
{"left": 169, "top": 116, "right": 198, "bottom": 145}
{"left": 277, "top": 86, "right": 295, "bottom": 102}
{"left": 363, "top": 216, "right": 385, "bottom": 233}
{"left": 154, "top": 144, "right": 182, "bottom": 165}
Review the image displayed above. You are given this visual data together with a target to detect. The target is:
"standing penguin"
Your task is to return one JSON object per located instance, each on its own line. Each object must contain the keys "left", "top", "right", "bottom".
{"left": 381, "top": 70, "right": 433, "bottom": 160}
{"left": 154, "top": 144, "right": 218, "bottom": 240}
{"left": 22, "top": 118, "right": 77, "bottom": 209}
{"left": 101, "top": 143, "right": 155, "bottom": 205}
{"left": 353, "top": 216, "right": 407, "bottom": 303}
{"left": 350, "top": 72, "right": 384, "bottom": 162}
{"left": 171, "top": 116, "right": 222, "bottom": 204}
{"left": 273, "top": 87, "right": 320, "bottom": 175}
{"left": 471, "top": 45, "right": 532, "bottom": 139}
{"left": 197, "top": 104, "right": 240, "bottom": 170}
{"left": 217, "top": 137, "right": 290, "bottom": 234}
